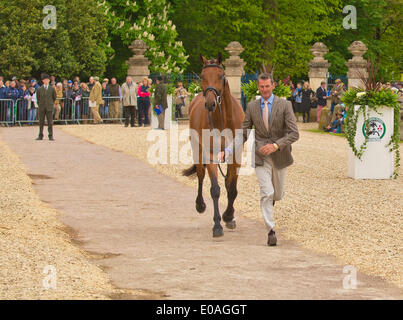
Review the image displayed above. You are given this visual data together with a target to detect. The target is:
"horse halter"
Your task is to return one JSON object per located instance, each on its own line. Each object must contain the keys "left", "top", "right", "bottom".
{"left": 202, "top": 64, "right": 226, "bottom": 110}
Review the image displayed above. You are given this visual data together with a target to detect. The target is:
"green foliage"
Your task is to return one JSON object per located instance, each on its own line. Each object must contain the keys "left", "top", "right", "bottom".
{"left": 241, "top": 80, "right": 259, "bottom": 102}
{"left": 273, "top": 82, "right": 292, "bottom": 98}
{"left": 342, "top": 88, "right": 400, "bottom": 178}
{"left": 173, "top": 0, "right": 342, "bottom": 77}
{"left": 0, "top": 0, "right": 108, "bottom": 80}
{"left": 324, "top": 0, "right": 403, "bottom": 81}
{"left": 101, "top": 0, "right": 188, "bottom": 75}
{"left": 188, "top": 81, "right": 202, "bottom": 101}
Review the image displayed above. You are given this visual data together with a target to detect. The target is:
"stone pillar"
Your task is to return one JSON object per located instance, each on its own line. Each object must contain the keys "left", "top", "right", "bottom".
{"left": 126, "top": 40, "right": 151, "bottom": 83}
{"left": 308, "top": 42, "right": 331, "bottom": 91}
{"left": 223, "top": 41, "right": 246, "bottom": 104}
{"left": 346, "top": 41, "right": 368, "bottom": 89}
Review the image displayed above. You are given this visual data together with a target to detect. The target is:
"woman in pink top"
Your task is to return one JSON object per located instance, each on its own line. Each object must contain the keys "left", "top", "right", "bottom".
{"left": 137, "top": 77, "right": 151, "bottom": 126}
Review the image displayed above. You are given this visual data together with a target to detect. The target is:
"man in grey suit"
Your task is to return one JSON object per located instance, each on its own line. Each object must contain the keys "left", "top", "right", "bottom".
{"left": 36, "top": 74, "right": 56, "bottom": 140}
{"left": 219, "top": 73, "right": 299, "bottom": 246}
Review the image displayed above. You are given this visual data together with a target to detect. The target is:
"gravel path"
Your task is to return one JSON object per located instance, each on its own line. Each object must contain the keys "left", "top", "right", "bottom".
{"left": 0, "top": 125, "right": 401, "bottom": 299}
{"left": 61, "top": 123, "right": 402, "bottom": 289}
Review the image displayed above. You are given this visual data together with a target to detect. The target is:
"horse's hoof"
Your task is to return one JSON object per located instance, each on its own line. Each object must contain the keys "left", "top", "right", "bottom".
{"left": 225, "top": 219, "right": 236, "bottom": 230}
{"left": 212, "top": 227, "right": 224, "bottom": 238}
{"left": 196, "top": 201, "right": 206, "bottom": 214}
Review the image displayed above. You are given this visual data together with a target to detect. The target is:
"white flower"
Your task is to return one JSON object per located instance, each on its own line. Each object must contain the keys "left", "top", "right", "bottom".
{"left": 172, "top": 25, "right": 175, "bottom": 31}
{"left": 126, "top": 1, "right": 129, "bottom": 5}
{"left": 356, "top": 92, "right": 366, "bottom": 98}
{"left": 143, "top": 31, "right": 148, "bottom": 37}
{"left": 118, "top": 21, "right": 124, "bottom": 29}
{"left": 111, "top": 11, "right": 115, "bottom": 16}
{"left": 149, "top": 34, "right": 154, "bottom": 41}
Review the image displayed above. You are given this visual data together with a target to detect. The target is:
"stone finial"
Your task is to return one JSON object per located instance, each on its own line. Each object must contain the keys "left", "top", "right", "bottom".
{"left": 225, "top": 41, "right": 245, "bottom": 57}
{"left": 126, "top": 39, "right": 150, "bottom": 82}
{"left": 308, "top": 42, "right": 331, "bottom": 91}
{"left": 348, "top": 41, "right": 368, "bottom": 61}
{"left": 129, "top": 40, "right": 148, "bottom": 56}
{"left": 223, "top": 41, "right": 246, "bottom": 103}
{"left": 346, "top": 41, "right": 368, "bottom": 88}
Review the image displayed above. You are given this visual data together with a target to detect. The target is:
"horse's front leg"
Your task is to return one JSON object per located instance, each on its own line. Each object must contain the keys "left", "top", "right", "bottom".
{"left": 223, "top": 163, "right": 239, "bottom": 230}
{"left": 206, "top": 164, "right": 223, "bottom": 237}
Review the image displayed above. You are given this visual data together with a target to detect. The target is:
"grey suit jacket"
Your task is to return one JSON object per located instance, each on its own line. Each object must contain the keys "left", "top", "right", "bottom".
{"left": 36, "top": 85, "right": 56, "bottom": 112}
{"left": 230, "top": 96, "right": 299, "bottom": 169}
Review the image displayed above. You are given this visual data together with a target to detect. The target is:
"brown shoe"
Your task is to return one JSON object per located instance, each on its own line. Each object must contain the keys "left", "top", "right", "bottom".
{"left": 267, "top": 229, "right": 277, "bottom": 246}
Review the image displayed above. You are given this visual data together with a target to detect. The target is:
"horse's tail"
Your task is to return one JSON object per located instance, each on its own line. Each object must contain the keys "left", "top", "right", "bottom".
{"left": 182, "top": 165, "right": 197, "bottom": 177}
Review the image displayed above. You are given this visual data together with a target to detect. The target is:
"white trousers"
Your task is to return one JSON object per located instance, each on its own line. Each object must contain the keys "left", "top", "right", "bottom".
{"left": 255, "top": 158, "right": 286, "bottom": 231}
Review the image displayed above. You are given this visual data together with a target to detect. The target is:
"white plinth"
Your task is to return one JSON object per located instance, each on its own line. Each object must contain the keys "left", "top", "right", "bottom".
{"left": 347, "top": 105, "right": 394, "bottom": 179}
{"left": 151, "top": 94, "right": 172, "bottom": 129}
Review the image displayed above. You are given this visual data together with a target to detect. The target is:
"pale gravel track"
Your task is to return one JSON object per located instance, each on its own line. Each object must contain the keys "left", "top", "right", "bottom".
{"left": 60, "top": 122, "right": 402, "bottom": 288}
{"left": 0, "top": 138, "right": 114, "bottom": 299}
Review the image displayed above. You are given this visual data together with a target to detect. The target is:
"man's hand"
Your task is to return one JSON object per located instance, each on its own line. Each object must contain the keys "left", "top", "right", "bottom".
{"left": 259, "top": 143, "right": 278, "bottom": 156}
{"left": 217, "top": 150, "right": 230, "bottom": 163}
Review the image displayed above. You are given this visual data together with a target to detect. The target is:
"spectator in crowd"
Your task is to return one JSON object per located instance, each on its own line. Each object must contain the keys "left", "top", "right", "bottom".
{"left": 54, "top": 83, "right": 63, "bottom": 122}
{"left": 397, "top": 82, "right": 403, "bottom": 97}
{"left": 80, "top": 82, "right": 91, "bottom": 124}
{"left": 74, "top": 76, "right": 80, "bottom": 84}
{"left": 108, "top": 77, "right": 121, "bottom": 123}
{"left": 0, "top": 79, "right": 7, "bottom": 123}
{"left": 6, "top": 80, "right": 20, "bottom": 102}
{"left": 18, "top": 83, "right": 29, "bottom": 122}
{"left": 316, "top": 81, "right": 328, "bottom": 123}
{"left": 50, "top": 75, "right": 56, "bottom": 84}
{"left": 292, "top": 82, "right": 302, "bottom": 117}
{"left": 89, "top": 76, "right": 103, "bottom": 124}
{"left": 174, "top": 81, "right": 188, "bottom": 119}
{"left": 36, "top": 73, "right": 56, "bottom": 140}
{"left": 71, "top": 81, "right": 82, "bottom": 121}
{"left": 121, "top": 76, "right": 138, "bottom": 127}
{"left": 325, "top": 110, "right": 344, "bottom": 133}
{"left": 137, "top": 77, "right": 151, "bottom": 127}
{"left": 300, "top": 82, "right": 314, "bottom": 123}
{"left": 100, "top": 81, "right": 110, "bottom": 119}
{"left": 330, "top": 79, "right": 344, "bottom": 114}
{"left": 154, "top": 76, "right": 168, "bottom": 130}
{"left": 31, "top": 79, "right": 40, "bottom": 91}
{"left": 27, "top": 86, "right": 38, "bottom": 125}
{"left": 88, "top": 76, "right": 95, "bottom": 91}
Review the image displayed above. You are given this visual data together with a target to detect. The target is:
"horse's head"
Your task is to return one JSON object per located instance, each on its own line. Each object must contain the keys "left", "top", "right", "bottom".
{"left": 200, "top": 53, "right": 225, "bottom": 112}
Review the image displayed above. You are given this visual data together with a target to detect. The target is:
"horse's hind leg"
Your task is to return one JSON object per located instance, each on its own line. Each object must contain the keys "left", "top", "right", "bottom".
{"left": 223, "top": 164, "right": 239, "bottom": 230}
{"left": 195, "top": 164, "right": 206, "bottom": 213}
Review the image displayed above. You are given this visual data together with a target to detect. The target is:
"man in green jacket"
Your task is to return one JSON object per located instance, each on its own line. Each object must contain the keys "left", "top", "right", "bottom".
{"left": 36, "top": 74, "right": 56, "bottom": 140}
{"left": 154, "top": 76, "right": 168, "bottom": 130}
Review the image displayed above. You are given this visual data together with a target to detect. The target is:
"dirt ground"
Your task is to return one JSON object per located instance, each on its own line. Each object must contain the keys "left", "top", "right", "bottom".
{"left": 0, "top": 125, "right": 401, "bottom": 299}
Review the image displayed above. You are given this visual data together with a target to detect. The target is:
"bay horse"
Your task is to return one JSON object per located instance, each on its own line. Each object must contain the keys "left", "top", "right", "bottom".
{"left": 182, "top": 53, "right": 245, "bottom": 237}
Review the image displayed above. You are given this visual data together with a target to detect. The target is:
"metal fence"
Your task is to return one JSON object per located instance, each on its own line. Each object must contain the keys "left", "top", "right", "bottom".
{"left": 0, "top": 99, "right": 15, "bottom": 126}
{"left": 0, "top": 96, "right": 126, "bottom": 126}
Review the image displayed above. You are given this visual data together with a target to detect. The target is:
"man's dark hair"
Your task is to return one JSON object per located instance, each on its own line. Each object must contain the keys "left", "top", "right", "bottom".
{"left": 258, "top": 73, "right": 274, "bottom": 84}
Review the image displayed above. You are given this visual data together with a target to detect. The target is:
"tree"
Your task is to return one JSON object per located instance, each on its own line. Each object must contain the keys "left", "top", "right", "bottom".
{"left": 101, "top": 0, "right": 189, "bottom": 79}
{"left": 0, "top": 0, "right": 108, "bottom": 80}
{"left": 173, "top": 0, "right": 342, "bottom": 79}
{"left": 324, "top": 0, "right": 403, "bottom": 81}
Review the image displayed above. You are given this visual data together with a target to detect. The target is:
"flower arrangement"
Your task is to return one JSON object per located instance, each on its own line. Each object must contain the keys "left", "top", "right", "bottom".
{"left": 188, "top": 81, "right": 202, "bottom": 101}
{"left": 241, "top": 80, "right": 259, "bottom": 102}
{"left": 342, "top": 86, "right": 400, "bottom": 178}
{"left": 273, "top": 82, "right": 292, "bottom": 98}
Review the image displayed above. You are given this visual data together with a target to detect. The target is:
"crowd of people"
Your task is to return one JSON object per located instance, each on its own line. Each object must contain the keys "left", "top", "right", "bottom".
{"left": 285, "top": 78, "right": 403, "bottom": 133}
{"left": 0, "top": 73, "right": 191, "bottom": 128}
